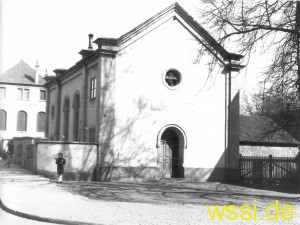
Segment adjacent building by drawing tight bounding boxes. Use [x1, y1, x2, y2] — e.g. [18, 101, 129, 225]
[45, 3, 244, 181]
[0, 60, 47, 151]
[240, 109, 300, 157]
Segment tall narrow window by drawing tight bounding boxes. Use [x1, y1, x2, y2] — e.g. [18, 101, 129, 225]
[89, 126, 95, 142]
[63, 97, 70, 141]
[37, 112, 46, 132]
[17, 111, 27, 131]
[0, 87, 6, 99]
[40, 90, 46, 100]
[72, 92, 80, 141]
[0, 110, 7, 130]
[17, 88, 23, 99]
[23, 89, 30, 99]
[90, 78, 96, 100]
[51, 106, 55, 120]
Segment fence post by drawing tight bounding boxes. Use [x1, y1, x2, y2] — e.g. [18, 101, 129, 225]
[239, 154, 242, 184]
[269, 155, 273, 185]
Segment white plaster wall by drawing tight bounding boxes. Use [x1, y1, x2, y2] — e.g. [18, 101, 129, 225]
[0, 84, 46, 139]
[113, 19, 230, 169]
[36, 142, 97, 173]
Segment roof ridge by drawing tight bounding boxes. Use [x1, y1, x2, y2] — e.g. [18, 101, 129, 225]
[94, 2, 242, 61]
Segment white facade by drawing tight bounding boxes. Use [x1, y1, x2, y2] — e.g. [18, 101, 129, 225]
[0, 61, 46, 151]
[46, 3, 244, 181]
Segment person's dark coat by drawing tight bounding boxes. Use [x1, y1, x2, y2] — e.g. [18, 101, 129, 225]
[56, 157, 66, 175]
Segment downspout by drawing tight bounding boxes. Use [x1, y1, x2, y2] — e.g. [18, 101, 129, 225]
[224, 59, 232, 182]
[227, 58, 232, 182]
[224, 65, 228, 179]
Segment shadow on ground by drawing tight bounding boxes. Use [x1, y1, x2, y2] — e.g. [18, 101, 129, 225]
[57, 180, 300, 208]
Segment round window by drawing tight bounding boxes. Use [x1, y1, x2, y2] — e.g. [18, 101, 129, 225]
[163, 69, 182, 89]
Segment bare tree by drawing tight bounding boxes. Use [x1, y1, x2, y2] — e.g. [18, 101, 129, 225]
[199, 0, 300, 103]
[241, 88, 297, 116]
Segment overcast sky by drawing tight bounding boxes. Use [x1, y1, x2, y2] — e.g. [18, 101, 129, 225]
[0, 0, 269, 93]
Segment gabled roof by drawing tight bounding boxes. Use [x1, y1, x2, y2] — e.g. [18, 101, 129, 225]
[240, 115, 300, 146]
[0, 60, 45, 85]
[94, 2, 243, 62]
[49, 2, 244, 85]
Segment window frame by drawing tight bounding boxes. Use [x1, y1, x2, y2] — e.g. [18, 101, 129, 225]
[0, 87, 6, 99]
[162, 69, 182, 90]
[37, 111, 46, 132]
[0, 109, 7, 130]
[40, 90, 46, 101]
[90, 77, 96, 100]
[17, 110, 27, 131]
[17, 88, 30, 100]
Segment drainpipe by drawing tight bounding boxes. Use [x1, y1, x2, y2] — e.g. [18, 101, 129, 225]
[227, 59, 232, 182]
[224, 58, 233, 183]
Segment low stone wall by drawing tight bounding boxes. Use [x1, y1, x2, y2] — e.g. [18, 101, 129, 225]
[35, 141, 97, 181]
[10, 137, 97, 181]
[240, 145, 300, 157]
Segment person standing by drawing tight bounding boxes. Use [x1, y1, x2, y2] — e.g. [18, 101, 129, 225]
[3, 141, 13, 168]
[55, 153, 66, 183]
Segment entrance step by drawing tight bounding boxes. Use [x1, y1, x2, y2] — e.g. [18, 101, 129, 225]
[159, 178, 187, 183]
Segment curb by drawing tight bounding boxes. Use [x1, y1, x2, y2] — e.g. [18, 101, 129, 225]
[0, 198, 102, 225]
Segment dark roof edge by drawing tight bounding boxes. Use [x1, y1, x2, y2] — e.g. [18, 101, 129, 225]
[0, 82, 44, 87]
[94, 2, 243, 61]
[46, 49, 117, 86]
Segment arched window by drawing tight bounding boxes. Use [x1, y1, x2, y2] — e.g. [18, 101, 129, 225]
[0, 110, 7, 130]
[37, 112, 46, 132]
[72, 91, 80, 141]
[63, 97, 70, 141]
[17, 111, 27, 131]
[51, 106, 55, 120]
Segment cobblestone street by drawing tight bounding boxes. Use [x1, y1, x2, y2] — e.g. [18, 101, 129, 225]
[0, 163, 300, 225]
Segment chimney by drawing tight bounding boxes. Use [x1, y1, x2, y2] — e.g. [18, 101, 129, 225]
[45, 69, 48, 77]
[88, 34, 94, 50]
[35, 60, 39, 84]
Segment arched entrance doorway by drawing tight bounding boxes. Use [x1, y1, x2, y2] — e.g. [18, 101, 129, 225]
[158, 127, 185, 178]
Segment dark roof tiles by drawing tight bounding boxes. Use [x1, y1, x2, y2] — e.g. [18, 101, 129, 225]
[240, 115, 300, 145]
[0, 60, 45, 85]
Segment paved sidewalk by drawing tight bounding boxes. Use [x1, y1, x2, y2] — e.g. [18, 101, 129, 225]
[0, 162, 300, 225]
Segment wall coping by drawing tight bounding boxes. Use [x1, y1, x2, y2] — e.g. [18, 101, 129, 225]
[12, 137, 47, 140]
[35, 140, 98, 145]
[240, 141, 300, 148]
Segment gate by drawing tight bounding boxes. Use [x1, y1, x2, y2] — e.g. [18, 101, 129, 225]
[240, 155, 300, 185]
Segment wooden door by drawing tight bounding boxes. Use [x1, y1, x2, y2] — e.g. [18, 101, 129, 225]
[161, 140, 172, 178]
